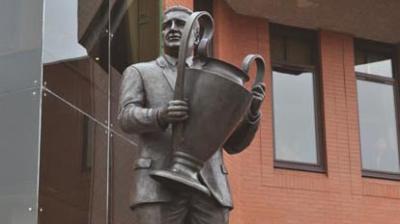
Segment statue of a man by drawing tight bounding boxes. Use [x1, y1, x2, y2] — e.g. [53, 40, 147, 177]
[118, 6, 265, 224]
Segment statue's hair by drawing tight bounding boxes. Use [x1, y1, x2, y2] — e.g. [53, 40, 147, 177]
[164, 5, 193, 16]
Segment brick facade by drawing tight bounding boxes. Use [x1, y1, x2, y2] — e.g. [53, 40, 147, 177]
[165, 0, 400, 223]
[163, 0, 192, 9]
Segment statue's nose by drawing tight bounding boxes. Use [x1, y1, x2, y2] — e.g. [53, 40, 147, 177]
[170, 20, 178, 30]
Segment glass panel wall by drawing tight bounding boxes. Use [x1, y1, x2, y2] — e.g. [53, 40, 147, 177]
[109, 1, 160, 223]
[39, 0, 110, 223]
[42, 0, 110, 123]
[0, 89, 42, 223]
[0, 0, 43, 223]
[110, 0, 160, 140]
[0, 0, 43, 94]
[110, 134, 138, 223]
[39, 0, 161, 223]
[38, 91, 108, 224]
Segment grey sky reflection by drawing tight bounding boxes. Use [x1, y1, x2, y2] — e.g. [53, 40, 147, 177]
[355, 59, 393, 78]
[42, 0, 88, 64]
[273, 71, 317, 164]
[357, 80, 400, 173]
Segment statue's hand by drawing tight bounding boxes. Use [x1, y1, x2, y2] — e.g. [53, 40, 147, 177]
[158, 100, 189, 126]
[250, 83, 266, 115]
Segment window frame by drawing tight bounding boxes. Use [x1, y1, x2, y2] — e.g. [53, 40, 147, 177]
[270, 24, 326, 173]
[354, 39, 400, 180]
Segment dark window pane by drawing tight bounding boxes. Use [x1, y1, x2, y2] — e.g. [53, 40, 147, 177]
[273, 71, 318, 164]
[39, 91, 107, 224]
[357, 80, 400, 173]
[270, 24, 316, 66]
[194, 0, 213, 12]
[270, 35, 285, 62]
[355, 52, 393, 77]
[286, 38, 313, 66]
[42, 0, 109, 123]
[354, 49, 365, 67]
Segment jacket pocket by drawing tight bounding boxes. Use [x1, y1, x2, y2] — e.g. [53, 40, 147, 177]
[133, 158, 152, 170]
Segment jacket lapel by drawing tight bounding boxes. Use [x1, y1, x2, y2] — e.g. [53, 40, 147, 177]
[163, 67, 176, 91]
[156, 56, 175, 91]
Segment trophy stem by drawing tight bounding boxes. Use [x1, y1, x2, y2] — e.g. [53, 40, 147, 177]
[149, 152, 211, 196]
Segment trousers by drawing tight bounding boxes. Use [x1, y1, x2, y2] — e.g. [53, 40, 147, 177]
[132, 191, 230, 224]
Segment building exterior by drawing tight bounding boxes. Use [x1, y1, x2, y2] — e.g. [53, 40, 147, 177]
[0, 0, 400, 223]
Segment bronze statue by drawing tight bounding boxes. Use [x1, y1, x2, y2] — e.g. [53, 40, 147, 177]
[118, 6, 265, 224]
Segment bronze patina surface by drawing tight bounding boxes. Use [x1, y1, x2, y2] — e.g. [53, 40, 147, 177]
[118, 6, 265, 224]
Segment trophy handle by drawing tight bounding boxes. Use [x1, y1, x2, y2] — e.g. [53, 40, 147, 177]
[173, 11, 214, 150]
[241, 54, 265, 87]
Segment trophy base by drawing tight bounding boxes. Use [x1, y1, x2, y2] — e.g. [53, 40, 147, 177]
[150, 169, 211, 196]
[150, 152, 210, 196]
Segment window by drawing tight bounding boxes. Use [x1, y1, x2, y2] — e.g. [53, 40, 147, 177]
[269, 24, 325, 172]
[355, 39, 400, 179]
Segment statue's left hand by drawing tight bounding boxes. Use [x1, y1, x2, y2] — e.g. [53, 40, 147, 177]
[250, 83, 266, 115]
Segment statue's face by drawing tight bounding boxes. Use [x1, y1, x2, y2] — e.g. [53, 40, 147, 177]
[162, 10, 190, 50]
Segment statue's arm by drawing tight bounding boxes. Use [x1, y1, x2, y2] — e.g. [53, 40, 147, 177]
[117, 66, 165, 134]
[223, 111, 261, 154]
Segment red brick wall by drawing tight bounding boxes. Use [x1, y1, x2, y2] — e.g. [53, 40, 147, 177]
[212, 1, 272, 223]
[163, 0, 192, 9]
[165, 0, 400, 223]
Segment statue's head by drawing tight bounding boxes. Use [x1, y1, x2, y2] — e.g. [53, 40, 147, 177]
[162, 6, 197, 58]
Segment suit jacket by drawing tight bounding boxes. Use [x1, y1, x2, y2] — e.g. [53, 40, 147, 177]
[118, 55, 260, 209]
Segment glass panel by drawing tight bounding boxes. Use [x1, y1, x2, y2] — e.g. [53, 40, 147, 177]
[110, 133, 138, 223]
[42, 0, 109, 123]
[0, 1, 43, 222]
[38, 91, 107, 224]
[0, 88, 41, 223]
[110, 0, 160, 139]
[355, 51, 393, 77]
[357, 80, 400, 173]
[273, 71, 318, 164]
[109, 1, 159, 220]
[0, 0, 43, 95]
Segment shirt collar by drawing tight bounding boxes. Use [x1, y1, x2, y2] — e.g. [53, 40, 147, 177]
[163, 54, 178, 66]
[159, 53, 193, 68]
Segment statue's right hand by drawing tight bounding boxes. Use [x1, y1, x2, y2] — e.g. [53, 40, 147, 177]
[158, 100, 189, 126]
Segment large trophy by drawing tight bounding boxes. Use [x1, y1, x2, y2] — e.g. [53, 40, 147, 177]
[150, 11, 265, 195]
